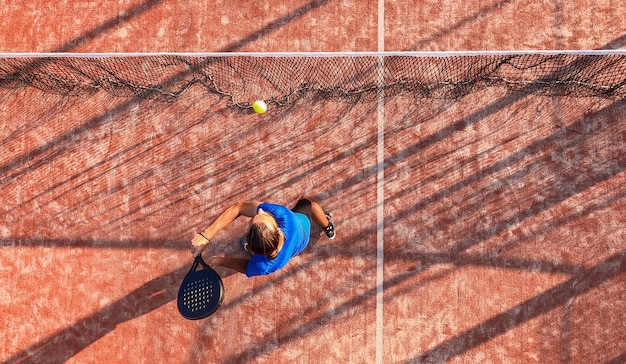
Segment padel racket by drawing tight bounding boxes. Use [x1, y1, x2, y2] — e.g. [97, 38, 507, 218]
[177, 255, 224, 319]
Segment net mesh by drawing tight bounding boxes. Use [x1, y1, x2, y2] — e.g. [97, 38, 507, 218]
[1, 53, 625, 105]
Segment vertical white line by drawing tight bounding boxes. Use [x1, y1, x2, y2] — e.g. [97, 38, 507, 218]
[375, 1, 385, 363]
[378, 0, 385, 52]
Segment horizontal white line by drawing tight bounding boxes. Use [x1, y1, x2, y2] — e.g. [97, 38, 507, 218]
[0, 50, 625, 58]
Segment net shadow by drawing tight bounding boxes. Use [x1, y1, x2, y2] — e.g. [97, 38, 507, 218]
[383, 97, 626, 256]
[51, 0, 167, 52]
[598, 34, 626, 50]
[219, 0, 333, 52]
[404, 0, 516, 51]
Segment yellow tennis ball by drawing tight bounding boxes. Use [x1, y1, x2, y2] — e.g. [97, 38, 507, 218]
[252, 100, 267, 114]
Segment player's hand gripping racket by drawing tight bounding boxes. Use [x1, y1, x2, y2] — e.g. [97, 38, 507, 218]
[177, 255, 224, 319]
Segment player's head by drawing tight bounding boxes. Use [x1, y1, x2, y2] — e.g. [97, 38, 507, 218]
[247, 209, 280, 259]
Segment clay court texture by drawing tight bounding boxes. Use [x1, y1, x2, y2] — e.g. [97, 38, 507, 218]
[1, 1, 625, 363]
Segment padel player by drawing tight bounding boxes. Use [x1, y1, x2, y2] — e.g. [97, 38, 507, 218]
[191, 198, 335, 277]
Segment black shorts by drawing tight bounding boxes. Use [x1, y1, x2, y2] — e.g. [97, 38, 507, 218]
[291, 198, 312, 221]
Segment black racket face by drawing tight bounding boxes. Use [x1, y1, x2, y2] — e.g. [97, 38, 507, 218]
[177, 257, 224, 320]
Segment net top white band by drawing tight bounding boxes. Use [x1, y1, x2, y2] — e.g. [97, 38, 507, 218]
[1, 50, 626, 58]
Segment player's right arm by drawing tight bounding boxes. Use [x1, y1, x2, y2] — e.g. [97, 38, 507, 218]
[191, 201, 262, 256]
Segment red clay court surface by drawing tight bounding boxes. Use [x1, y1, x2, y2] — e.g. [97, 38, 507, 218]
[1, 1, 625, 363]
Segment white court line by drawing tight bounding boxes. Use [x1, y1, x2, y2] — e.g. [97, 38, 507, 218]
[375, 0, 385, 363]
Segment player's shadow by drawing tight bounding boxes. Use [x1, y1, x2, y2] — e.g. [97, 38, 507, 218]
[3, 263, 188, 364]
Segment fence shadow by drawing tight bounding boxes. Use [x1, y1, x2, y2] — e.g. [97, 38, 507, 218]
[408, 251, 626, 363]
[4, 263, 187, 364]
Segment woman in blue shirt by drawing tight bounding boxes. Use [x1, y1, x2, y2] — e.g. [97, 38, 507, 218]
[191, 198, 335, 277]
